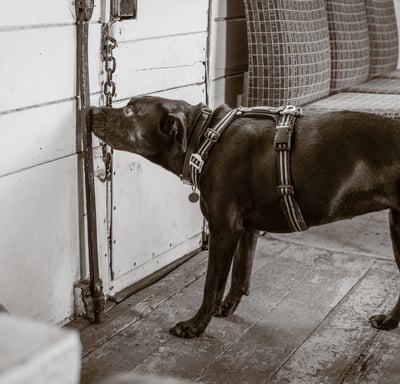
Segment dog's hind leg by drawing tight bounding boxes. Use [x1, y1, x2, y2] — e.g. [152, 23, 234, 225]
[370, 208, 400, 330]
[170, 221, 242, 338]
[214, 229, 259, 318]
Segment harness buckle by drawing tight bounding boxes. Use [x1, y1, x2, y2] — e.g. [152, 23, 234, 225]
[277, 185, 295, 196]
[204, 128, 220, 142]
[190, 153, 204, 173]
[274, 125, 292, 150]
[281, 105, 303, 117]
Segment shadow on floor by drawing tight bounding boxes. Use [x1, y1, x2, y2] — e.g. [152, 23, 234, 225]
[78, 211, 400, 384]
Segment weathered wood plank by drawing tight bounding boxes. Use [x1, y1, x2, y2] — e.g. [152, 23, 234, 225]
[209, 18, 248, 80]
[111, 0, 208, 42]
[267, 261, 399, 384]
[0, 100, 76, 177]
[341, 329, 400, 384]
[117, 32, 207, 72]
[0, 0, 101, 28]
[111, 152, 203, 279]
[195, 252, 374, 384]
[0, 24, 101, 112]
[210, 73, 245, 108]
[342, 330, 400, 383]
[114, 62, 205, 101]
[0, 156, 81, 324]
[82, 242, 347, 383]
[79, 251, 209, 356]
[80, 237, 289, 382]
[152, 84, 206, 104]
[112, 84, 206, 107]
[130, 244, 325, 381]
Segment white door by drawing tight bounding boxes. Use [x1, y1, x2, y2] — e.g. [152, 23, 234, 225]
[99, 0, 209, 296]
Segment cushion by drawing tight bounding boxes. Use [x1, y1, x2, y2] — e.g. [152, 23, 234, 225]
[343, 78, 400, 94]
[304, 92, 400, 119]
[380, 69, 400, 79]
[243, 0, 331, 107]
[365, 0, 398, 77]
[326, 0, 370, 91]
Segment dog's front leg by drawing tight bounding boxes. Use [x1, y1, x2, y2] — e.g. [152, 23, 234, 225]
[170, 225, 242, 338]
[370, 208, 400, 330]
[214, 229, 259, 318]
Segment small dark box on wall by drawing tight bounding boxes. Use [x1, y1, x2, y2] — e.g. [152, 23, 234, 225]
[112, 0, 137, 20]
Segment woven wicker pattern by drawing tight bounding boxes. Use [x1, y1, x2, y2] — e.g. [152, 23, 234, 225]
[304, 92, 400, 119]
[326, 0, 370, 91]
[365, 0, 398, 77]
[344, 78, 400, 94]
[243, 0, 331, 107]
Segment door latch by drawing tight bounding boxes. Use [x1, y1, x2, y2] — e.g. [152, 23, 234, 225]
[111, 0, 137, 20]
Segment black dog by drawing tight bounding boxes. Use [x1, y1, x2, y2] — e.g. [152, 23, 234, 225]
[91, 96, 400, 338]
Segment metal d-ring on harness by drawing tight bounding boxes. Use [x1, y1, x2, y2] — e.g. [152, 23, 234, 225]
[185, 105, 308, 233]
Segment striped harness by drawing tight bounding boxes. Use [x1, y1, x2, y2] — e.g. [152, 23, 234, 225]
[181, 105, 308, 232]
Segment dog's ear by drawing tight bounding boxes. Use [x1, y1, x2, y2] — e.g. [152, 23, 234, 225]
[161, 109, 187, 152]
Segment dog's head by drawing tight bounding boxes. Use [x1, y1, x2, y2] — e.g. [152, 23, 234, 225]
[90, 96, 194, 157]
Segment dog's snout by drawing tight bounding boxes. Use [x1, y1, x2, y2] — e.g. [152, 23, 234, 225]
[90, 107, 105, 120]
[89, 107, 108, 135]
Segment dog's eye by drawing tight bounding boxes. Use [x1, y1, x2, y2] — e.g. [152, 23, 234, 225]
[125, 107, 134, 116]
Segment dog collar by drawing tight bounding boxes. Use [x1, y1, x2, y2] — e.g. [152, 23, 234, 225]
[181, 107, 212, 186]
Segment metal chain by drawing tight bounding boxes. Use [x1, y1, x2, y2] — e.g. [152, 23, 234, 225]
[101, 23, 118, 107]
[99, 23, 117, 183]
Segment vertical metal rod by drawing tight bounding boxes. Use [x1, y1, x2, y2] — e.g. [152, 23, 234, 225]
[76, 1, 105, 323]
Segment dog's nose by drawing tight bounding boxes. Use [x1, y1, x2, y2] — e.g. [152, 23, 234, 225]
[90, 106, 102, 117]
[89, 107, 107, 135]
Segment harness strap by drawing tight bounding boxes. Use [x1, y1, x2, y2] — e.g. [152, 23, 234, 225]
[274, 106, 308, 232]
[181, 107, 212, 184]
[184, 105, 308, 233]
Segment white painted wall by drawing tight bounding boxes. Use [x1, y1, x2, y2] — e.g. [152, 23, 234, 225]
[105, 0, 208, 294]
[2, 0, 400, 325]
[0, 0, 209, 324]
[0, 1, 102, 324]
[208, 0, 248, 108]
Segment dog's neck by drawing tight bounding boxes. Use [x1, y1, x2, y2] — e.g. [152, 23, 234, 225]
[148, 104, 231, 179]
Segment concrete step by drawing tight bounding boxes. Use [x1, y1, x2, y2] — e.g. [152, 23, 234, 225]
[0, 314, 81, 384]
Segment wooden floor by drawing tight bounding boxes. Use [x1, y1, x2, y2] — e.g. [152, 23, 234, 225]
[78, 211, 400, 384]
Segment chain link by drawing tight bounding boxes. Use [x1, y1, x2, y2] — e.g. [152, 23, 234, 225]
[99, 23, 117, 183]
[101, 24, 118, 107]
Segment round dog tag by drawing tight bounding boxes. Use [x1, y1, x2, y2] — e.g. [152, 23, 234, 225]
[188, 191, 200, 203]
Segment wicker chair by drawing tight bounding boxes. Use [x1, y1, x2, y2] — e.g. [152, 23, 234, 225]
[243, 0, 400, 118]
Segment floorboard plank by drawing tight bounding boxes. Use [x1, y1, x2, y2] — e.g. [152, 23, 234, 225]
[266, 260, 399, 384]
[196, 251, 374, 384]
[80, 237, 287, 383]
[80, 251, 209, 356]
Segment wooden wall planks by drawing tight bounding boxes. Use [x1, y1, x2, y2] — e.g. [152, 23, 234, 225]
[208, 0, 248, 108]
[0, 0, 219, 323]
[110, 0, 208, 42]
[0, 155, 81, 323]
[0, 0, 101, 28]
[0, 101, 76, 177]
[108, 14, 208, 292]
[0, 24, 102, 113]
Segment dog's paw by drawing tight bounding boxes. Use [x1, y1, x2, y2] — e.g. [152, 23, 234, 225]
[214, 296, 241, 318]
[369, 314, 399, 330]
[169, 321, 205, 338]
